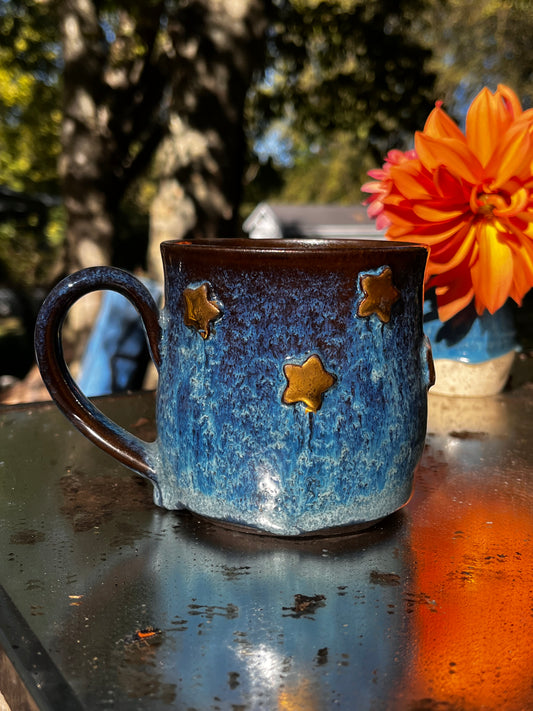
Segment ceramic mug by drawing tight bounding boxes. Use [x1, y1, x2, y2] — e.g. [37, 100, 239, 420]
[35, 239, 434, 536]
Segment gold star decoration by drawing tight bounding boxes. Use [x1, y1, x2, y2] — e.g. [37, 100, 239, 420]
[183, 283, 222, 339]
[282, 354, 336, 414]
[357, 267, 400, 323]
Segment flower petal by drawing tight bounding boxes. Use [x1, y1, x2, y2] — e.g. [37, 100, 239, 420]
[498, 84, 523, 121]
[470, 222, 514, 314]
[424, 102, 466, 141]
[415, 132, 483, 185]
[517, 107, 533, 125]
[466, 87, 513, 167]
[375, 214, 390, 230]
[509, 234, 533, 304]
[426, 223, 476, 274]
[487, 121, 533, 188]
[433, 165, 470, 200]
[413, 203, 467, 222]
[367, 200, 384, 218]
[391, 165, 434, 200]
[366, 168, 387, 180]
[361, 180, 385, 195]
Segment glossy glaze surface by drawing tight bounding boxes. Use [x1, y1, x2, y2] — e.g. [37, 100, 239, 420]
[155, 240, 431, 533]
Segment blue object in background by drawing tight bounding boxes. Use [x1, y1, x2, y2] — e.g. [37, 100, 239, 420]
[77, 277, 161, 396]
[423, 290, 518, 364]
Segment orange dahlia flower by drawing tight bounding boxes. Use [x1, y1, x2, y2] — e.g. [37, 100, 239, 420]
[362, 85, 533, 322]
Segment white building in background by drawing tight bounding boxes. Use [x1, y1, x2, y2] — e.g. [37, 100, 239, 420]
[242, 202, 385, 240]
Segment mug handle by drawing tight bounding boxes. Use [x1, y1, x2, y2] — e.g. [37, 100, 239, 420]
[35, 267, 161, 484]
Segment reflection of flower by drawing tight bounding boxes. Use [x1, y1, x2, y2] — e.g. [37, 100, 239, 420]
[362, 85, 533, 322]
[407, 476, 533, 709]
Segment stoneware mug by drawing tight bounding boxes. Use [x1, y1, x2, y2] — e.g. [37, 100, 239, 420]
[35, 239, 434, 536]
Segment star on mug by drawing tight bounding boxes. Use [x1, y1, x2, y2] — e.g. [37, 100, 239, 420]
[282, 354, 336, 414]
[183, 283, 221, 339]
[357, 267, 400, 323]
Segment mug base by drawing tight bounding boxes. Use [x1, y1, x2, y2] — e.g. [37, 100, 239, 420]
[188, 511, 392, 539]
[176, 482, 416, 539]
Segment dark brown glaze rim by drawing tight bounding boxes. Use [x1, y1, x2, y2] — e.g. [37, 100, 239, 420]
[161, 238, 428, 277]
[162, 237, 425, 254]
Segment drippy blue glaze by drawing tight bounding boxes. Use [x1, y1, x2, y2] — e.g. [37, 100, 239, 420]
[155, 261, 431, 535]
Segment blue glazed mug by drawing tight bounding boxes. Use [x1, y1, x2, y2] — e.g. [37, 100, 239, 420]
[35, 239, 434, 536]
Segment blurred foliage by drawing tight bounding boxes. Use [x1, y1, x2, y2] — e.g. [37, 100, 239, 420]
[279, 144, 369, 205]
[0, 0, 63, 291]
[0, 1, 61, 193]
[0, 207, 64, 289]
[426, 0, 533, 115]
[244, 0, 438, 204]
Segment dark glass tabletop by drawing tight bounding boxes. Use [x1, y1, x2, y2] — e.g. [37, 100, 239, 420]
[0, 384, 532, 710]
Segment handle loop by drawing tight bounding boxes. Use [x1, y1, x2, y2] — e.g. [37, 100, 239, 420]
[35, 267, 161, 483]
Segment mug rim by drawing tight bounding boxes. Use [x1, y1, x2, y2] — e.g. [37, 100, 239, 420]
[161, 237, 427, 255]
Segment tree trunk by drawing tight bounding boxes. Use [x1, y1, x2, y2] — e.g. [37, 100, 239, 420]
[59, 0, 117, 264]
[58, 0, 115, 352]
[148, 0, 270, 282]
[57, 0, 167, 355]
